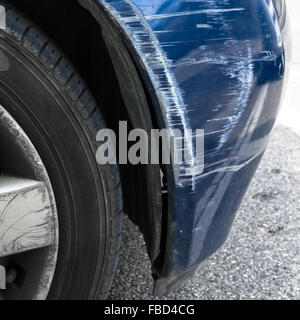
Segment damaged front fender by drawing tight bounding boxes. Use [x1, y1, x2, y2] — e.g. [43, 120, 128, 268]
[86, 0, 289, 296]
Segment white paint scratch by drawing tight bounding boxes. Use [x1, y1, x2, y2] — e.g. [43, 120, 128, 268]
[144, 8, 245, 21]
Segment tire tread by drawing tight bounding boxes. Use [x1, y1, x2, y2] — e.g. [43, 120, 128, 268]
[1, 3, 123, 300]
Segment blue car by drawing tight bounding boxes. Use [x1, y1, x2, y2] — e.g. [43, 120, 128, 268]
[0, 0, 290, 299]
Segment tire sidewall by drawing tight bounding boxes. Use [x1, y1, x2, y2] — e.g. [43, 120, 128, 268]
[0, 29, 110, 299]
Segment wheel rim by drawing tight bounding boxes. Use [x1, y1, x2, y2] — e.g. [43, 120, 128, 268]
[0, 105, 58, 300]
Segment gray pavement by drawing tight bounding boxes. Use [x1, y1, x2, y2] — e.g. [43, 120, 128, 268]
[109, 0, 300, 300]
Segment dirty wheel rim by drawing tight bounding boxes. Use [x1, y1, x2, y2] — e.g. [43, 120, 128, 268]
[0, 105, 58, 300]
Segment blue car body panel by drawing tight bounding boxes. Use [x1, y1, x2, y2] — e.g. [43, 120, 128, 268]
[94, 0, 289, 294]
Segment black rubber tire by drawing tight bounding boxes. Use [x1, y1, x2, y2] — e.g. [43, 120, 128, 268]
[0, 2, 122, 299]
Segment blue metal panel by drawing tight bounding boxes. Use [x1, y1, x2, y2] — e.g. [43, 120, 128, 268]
[98, 0, 289, 294]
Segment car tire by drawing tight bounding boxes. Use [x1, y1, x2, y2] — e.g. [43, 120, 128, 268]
[0, 2, 122, 300]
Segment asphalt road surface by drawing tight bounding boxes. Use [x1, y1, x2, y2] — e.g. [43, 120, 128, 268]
[109, 0, 300, 300]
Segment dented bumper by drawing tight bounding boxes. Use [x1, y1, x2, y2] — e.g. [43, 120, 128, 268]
[96, 0, 290, 295]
